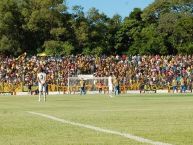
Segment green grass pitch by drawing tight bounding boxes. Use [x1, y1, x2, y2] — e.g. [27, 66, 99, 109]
[0, 94, 193, 145]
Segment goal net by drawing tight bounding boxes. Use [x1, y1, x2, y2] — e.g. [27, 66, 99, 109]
[67, 75, 111, 94]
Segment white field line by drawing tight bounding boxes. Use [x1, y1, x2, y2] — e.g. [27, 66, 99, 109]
[27, 111, 173, 145]
[87, 109, 153, 112]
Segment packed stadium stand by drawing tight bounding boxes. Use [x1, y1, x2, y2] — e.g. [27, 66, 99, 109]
[0, 54, 192, 94]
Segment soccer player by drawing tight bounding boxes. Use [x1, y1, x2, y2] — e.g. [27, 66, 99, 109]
[113, 76, 119, 95]
[37, 68, 47, 102]
[172, 77, 178, 93]
[180, 77, 185, 93]
[27, 81, 32, 95]
[80, 78, 86, 95]
[108, 74, 113, 94]
[98, 81, 103, 94]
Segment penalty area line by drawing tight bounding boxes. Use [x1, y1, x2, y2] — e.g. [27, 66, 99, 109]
[27, 111, 172, 145]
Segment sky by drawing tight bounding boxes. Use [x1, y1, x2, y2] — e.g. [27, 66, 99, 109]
[66, 0, 155, 18]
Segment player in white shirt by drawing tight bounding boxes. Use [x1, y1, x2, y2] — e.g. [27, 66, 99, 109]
[108, 74, 113, 97]
[37, 68, 47, 102]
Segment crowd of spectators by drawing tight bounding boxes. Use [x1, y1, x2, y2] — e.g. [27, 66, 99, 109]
[0, 54, 193, 91]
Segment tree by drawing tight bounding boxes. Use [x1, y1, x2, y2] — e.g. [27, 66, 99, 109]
[174, 14, 193, 54]
[21, 0, 68, 54]
[86, 8, 110, 55]
[1, 0, 193, 56]
[70, 5, 89, 53]
[105, 14, 122, 54]
[141, 0, 193, 54]
[139, 24, 167, 55]
[142, 0, 193, 20]
[0, 0, 23, 55]
[44, 40, 74, 55]
[115, 8, 143, 55]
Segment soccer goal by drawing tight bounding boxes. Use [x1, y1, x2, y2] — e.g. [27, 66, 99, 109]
[67, 75, 111, 94]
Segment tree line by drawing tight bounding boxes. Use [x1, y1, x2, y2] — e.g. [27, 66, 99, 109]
[0, 0, 193, 56]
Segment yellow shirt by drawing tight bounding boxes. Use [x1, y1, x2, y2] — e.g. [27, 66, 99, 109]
[172, 79, 177, 86]
[80, 80, 84, 87]
[180, 78, 184, 85]
[113, 78, 119, 86]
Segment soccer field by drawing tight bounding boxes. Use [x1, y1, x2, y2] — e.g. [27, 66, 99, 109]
[0, 94, 193, 145]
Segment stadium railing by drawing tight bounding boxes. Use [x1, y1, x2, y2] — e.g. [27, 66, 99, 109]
[1, 82, 189, 95]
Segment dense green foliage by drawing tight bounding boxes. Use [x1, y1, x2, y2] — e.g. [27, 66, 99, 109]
[0, 0, 193, 56]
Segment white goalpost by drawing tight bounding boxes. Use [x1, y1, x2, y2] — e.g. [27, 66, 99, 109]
[67, 74, 111, 94]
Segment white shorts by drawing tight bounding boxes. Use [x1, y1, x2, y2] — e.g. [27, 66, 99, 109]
[109, 85, 113, 92]
[39, 83, 46, 92]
